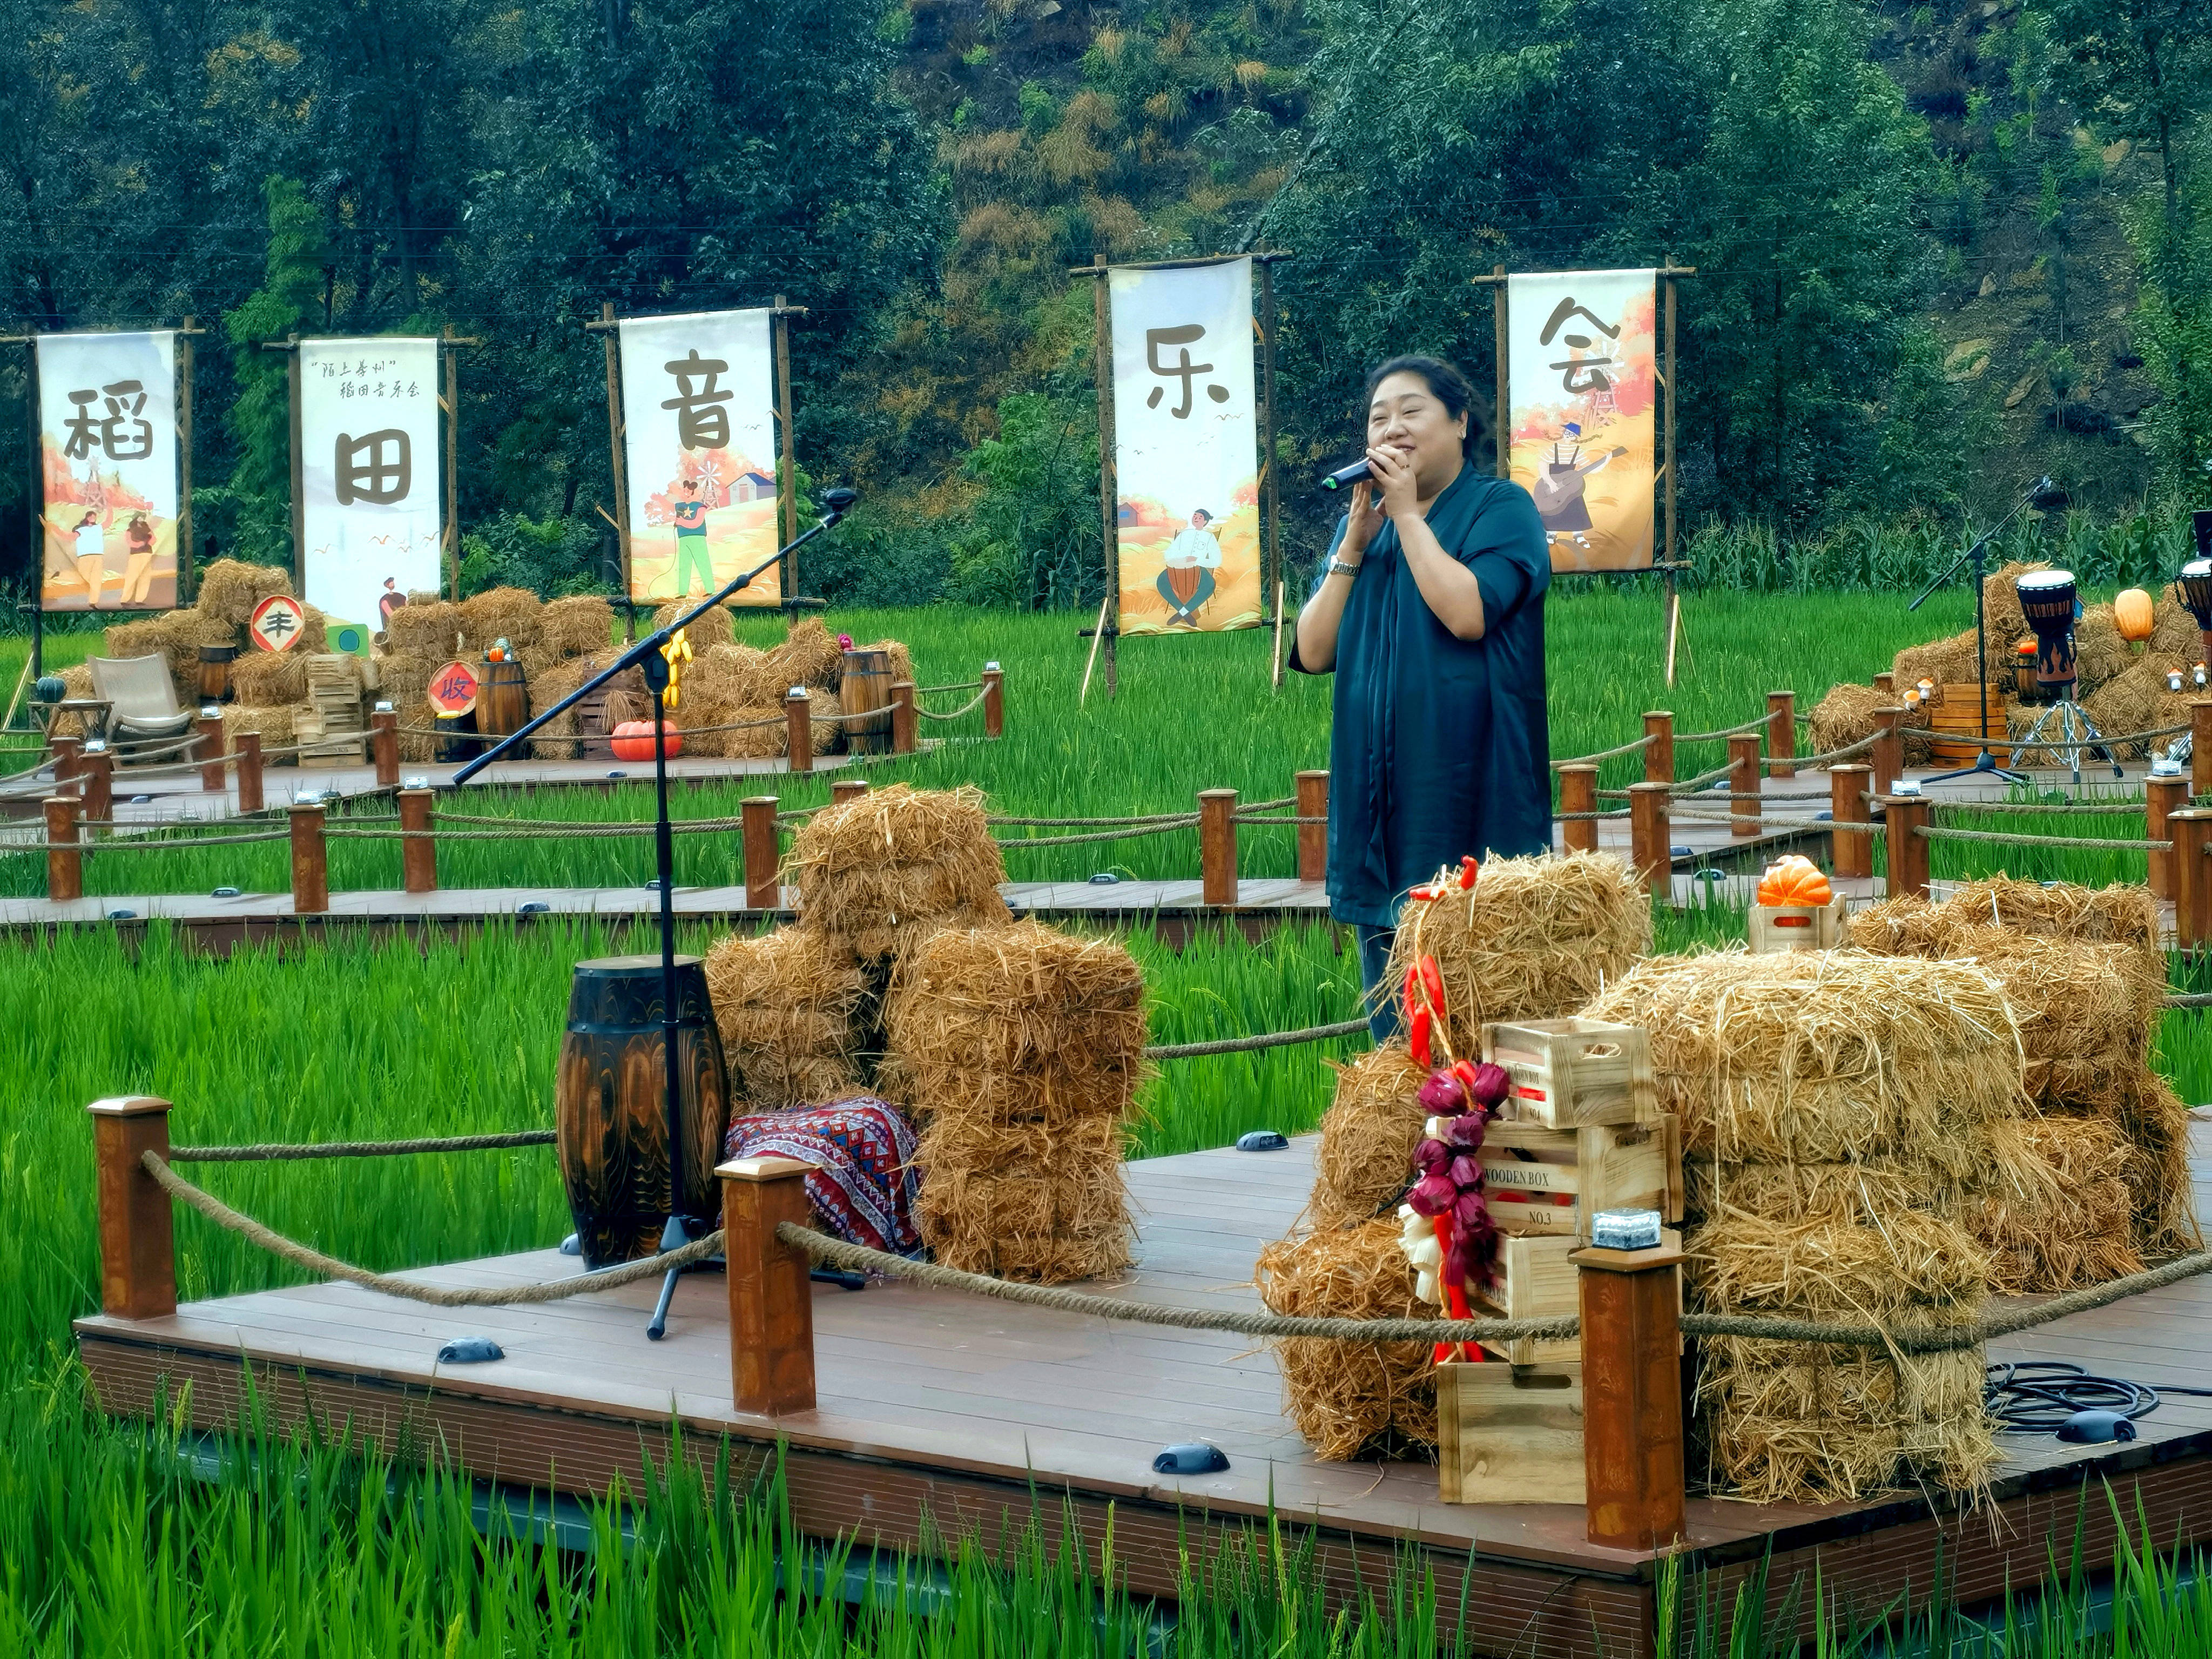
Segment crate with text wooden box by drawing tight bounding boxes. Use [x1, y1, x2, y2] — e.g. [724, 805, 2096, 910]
[1435, 1358, 1584, 1505]
[1469, 1228, 1682, 1366]
[1481, 1017, 1655, 1129]
[1748, 892, 1848, 955]
[1480, 1117, 1683, 1244]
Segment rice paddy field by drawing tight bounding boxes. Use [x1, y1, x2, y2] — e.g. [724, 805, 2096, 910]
[14, 586, 2212, 1650]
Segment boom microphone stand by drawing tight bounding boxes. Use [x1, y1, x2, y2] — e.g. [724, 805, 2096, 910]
[456, 487, 859, 1340]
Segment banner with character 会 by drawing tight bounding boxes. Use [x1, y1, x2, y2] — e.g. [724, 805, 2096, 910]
[37, 331, 181, 612]
[618, 309, 782, 610]
[1109, 259, 1262, 634]
[299, 336, 446, 638]
[1506, 268, 1657, 574]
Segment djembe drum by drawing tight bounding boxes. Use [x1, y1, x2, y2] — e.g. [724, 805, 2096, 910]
[1166, 565, 1203, 609]
[2175, 557, 2212, 669]
[2017, 570, 2080, 696]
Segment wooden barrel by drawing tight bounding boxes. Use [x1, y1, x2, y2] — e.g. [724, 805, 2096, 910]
[197, 645, 236, 704]
[478, 659, 528, 738]
[434, 709, 480, 761]
[841, 648, 893, 754]
[1927, 683, 2007, 765]
[555, 955, 731, 1269]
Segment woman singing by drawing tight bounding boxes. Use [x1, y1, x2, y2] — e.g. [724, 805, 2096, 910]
[1291, 356, 1552, 1040]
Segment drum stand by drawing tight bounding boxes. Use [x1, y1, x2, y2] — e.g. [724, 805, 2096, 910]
[2012, 694, 2123, 787]
[457, 488, 859, 1343]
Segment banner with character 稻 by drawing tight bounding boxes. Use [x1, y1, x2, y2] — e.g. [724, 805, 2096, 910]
[618, 309, 782, 609]
[37, 331, 180, 612]
[1506, 268, 1657, 574]
[1109, 259, 1262, 634]
[299, 337, 446, 638]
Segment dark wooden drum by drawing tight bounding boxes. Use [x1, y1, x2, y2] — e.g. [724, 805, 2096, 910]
[478, 659, 528, 738]
[840, 648, 893, 754]
[197, 645, 236, 705]
[555, 955, 731, 1269]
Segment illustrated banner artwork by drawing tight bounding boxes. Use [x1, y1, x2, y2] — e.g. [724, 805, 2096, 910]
[1109, 260, 1262, 634]
[299, 337, 444, 636]
[1506, 268, 1657, 574]
[37, 331, 180, 612]
[618, 309, 781, 609]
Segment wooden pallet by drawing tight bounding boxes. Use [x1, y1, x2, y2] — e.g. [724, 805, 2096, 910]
[299, 655, 367, 761]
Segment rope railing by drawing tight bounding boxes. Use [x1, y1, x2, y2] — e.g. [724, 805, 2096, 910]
[1913, 824, 2164, 853]
[1549, 732, 1655, 771]
[915, 689, 989, 722]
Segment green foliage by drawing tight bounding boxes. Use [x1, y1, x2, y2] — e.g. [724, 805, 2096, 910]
[457, 511, 605, 599]
[218, 177, 328, 566]
[947, 391, 1102, 608]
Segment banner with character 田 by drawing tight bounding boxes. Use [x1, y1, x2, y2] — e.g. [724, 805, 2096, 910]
[618, 309, 781, 609]
[1506, 268, 1656, 574]
[1110, 260, 1262, 634]
[299, 337, 445, 635]
[37, 331, 180, 612]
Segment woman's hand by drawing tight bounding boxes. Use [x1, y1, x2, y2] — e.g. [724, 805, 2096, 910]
[1368, 444, 1421, 521]
[1339, 480, 1382, 560]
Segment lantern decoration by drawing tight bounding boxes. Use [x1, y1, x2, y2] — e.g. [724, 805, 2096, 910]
[2114, 588, 2156, 645]
[610, 721, 683, 762]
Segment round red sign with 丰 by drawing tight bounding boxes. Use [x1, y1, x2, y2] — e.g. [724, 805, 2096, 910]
[248, 595, 309, 653]
[427, 660, 479, 718]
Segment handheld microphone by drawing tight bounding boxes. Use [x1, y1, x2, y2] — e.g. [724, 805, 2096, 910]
[1318, 458, 1372, 493]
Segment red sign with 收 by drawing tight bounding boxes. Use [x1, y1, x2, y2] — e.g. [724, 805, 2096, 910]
[248, 594, 308, 652]
[427, 660, 479, 717]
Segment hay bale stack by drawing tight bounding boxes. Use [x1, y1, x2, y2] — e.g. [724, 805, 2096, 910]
[228, 649, 308, 707]
[221, 704, 296, 761]
[1871, 876, 2158, 965]
[2152, 595, 2204, 663]
[886, 922, 1145, 1283]
[1982, 561, 2051, 647]
[2083, 652, 2190, 755]
[523, 657, 587, 758]
[48, 664, 98, 736]
[1976, 1118, 2143, 1294]
[1254, 1222, 1438, 1460]
[697, 642, 784, 707]
[375, 652, 439, 761]
[385, 600, 466, 659]
[2121, 1073, 2200, 1259]
[1381, 852, 1648, 1057]
[100, 613, 201, 705]
[194, 559, 294, 625]
[785, 783, 1010, 963]
[652, 600, 734, 651]
[771, 617, 845, 693]
[1309, 1044, 1428, 1229]
[1892, 628, 1981, 690]
[457, 585, 543, 650]
[703, 927, 870, 1110]
[541, 595, 615, 658]
[2072, 604, 2133, 694]
[1806, 682, 1933, 764]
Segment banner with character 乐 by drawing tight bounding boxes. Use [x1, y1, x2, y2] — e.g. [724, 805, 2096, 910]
[618, 309, 782, 609]
[1110, 260, 1262, 634]
[1506, 268, 1657, 574]
[299, 337, 446, 638]
[37, 331, 180, 612]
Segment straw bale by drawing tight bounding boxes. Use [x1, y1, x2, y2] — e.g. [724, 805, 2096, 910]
[2152, 595, 2204, 663]
[1383, 852, 1649, 1057]
[1309, 1044, 1429, 1229]
[703, 927, 870, 1110]
[787, 784, 1011, 963]
[458, 585, 543, 650]
[771, 617, 845, 694]
[915, 1112, 1132, 1284]
[48, 664, 98, 735]
[194, 559, 294, 625]
[851, 638, 916, 692]
[516, 644, 563, 689]
[228, 648, 308, 707]
[2083, 652, 2189, 756]
[375, 651, 439, 762]
[1685, 1157, 1944, 1226]
[2116, 1072, 2202, 1258]
[652, 599, 735, 651]
[715, 704, 792, 760]
[541, 595, 615, 658]
[385, 599, 466, 658]
[693, 641, 783, 709]
[801, 687, 846, 756]
[1971, 1117, 2142, 1294]
[2073, 604, 2134, 694]
[523, 657, 586, 758]
[1580, 950, 2022, 1171]
[1982, 561, 2052, 647]
[1686, 1209, 1989, 1314]
[1701, 1335, 1985, 1426]
[221, 704, 296, 761]
[1254, 1221, 1439, 1460]
[99, 613, 200, 705]
[1847, 876, 2158, 972]
[1891, 628, 1981, 690]
[1706, 1409, 1998, 1505]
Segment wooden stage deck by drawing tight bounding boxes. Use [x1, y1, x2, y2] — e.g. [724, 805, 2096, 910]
[75, 1129, 2212, 1654]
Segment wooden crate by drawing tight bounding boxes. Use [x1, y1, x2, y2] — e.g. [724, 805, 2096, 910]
[1469, 1228, 1682, 1366]
[1435, 1359, 1583, 1505]
[1480, 1017, 1656, 1128]
[1480, 1117, 1682, 1244]
[1748, 892, 1848, 954]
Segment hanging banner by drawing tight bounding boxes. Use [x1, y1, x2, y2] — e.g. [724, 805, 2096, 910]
[1506, 268, 1657, 574]
[1109, 260, 1262, 634]
[617, 309, 781, 609]
[299, 337, 444, 632]
[37, 331, 181, 612]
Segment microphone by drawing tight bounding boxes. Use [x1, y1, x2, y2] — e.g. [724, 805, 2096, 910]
[1318, 458, 1372, 493]
[820, 485, 859, 522]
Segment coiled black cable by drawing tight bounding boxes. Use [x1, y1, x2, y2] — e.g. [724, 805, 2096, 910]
[1984, 1361, 2212, 1433]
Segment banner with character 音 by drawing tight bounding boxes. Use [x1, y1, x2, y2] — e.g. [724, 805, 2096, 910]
[1506, 268, 1657, 574]
[37, 331, 180, 612]
[1110, 260, 1262, 634]
[299, 336, 446, 635]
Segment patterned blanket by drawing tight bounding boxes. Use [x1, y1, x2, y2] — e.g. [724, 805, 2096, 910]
[722, 1095, 921, 1256]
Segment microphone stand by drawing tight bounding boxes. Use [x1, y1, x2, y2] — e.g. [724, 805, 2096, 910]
[455, 490, 856, 1341]
[1910, 483, 2042, 787]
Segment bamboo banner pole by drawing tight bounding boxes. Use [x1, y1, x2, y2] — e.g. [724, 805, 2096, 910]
[442, 326, 461, 599]
[1258, 253, 1283, 691]
[597, 303, 632, 606]
[23, 338, 41, 685]
[178, 318, 195, 605]
[286, 335, 304, 594]
[1663, 265, 1680, 687]
[1085, 255, 1118, 699]
[1079, 592, 1109, 706]
[772, 294, 809, 604]
[1490, 265, 1508, 478]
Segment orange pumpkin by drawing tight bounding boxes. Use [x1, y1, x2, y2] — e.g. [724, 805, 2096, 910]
[2114, 588, 2155, 644]
[610, 720, 682, 761]
[1756, 854, 1831, 909]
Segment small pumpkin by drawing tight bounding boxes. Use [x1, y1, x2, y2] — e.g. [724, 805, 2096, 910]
[1756, 853, 1832, 909]
[610, 720, 682, 761]
[2115, 588, 2156, 644]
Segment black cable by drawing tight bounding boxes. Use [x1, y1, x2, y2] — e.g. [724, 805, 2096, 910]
[1984, 1361, 2212, 1433]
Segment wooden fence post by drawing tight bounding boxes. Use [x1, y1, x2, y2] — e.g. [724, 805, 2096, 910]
[1576, 1241, 1687, 1551]
[2173, 809, 2212, 952]
[197, 712, 226, 793]
[1642, 713, 1674, 786]
[290, 801, 328, 915]
[1295, 770, 1328, 883]
[1886, 795, 1930, 899]
[1728, 734, 1761, 839]
[399, 787, 437, 894]
[235, 732, 264, 815]
[372, 709, 400, 788]
[1873, 671, 1894, 695]
[718, 1155, 818, 1415]
[1830, 764, 1872, 881]
[1559, 764, 1599, 855]
[832, 779, 869, 805]
[2194, 703, 2212, 801]
[743, 795, 781, 911]
[1871, 706, 1904, 799]
[785, 689, 813, 774]
[982, 662, 1004, 740]
[50, 734, 82, 787]
[2149, 774, 2187, 901]
[890, 682, 918, 755]
[1199, 788, 1238, 907]
[1628, 782, 1670, 896]
[44, 795, 82, 900]
[81, 748, 113, 827]
[1766, 691, 1796, 778]
[89, 1096, 176, 1319]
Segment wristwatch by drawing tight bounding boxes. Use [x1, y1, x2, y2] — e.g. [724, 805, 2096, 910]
[1326, 559, 1363, 579]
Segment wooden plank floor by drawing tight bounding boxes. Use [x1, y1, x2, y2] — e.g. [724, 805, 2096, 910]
[75, 1126, 2212, 1653]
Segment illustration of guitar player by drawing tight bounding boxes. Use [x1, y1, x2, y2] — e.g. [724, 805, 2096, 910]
[1531, 422, 1628, 550]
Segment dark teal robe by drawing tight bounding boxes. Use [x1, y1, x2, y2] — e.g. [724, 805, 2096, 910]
[1290, 469, 1552, 929]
